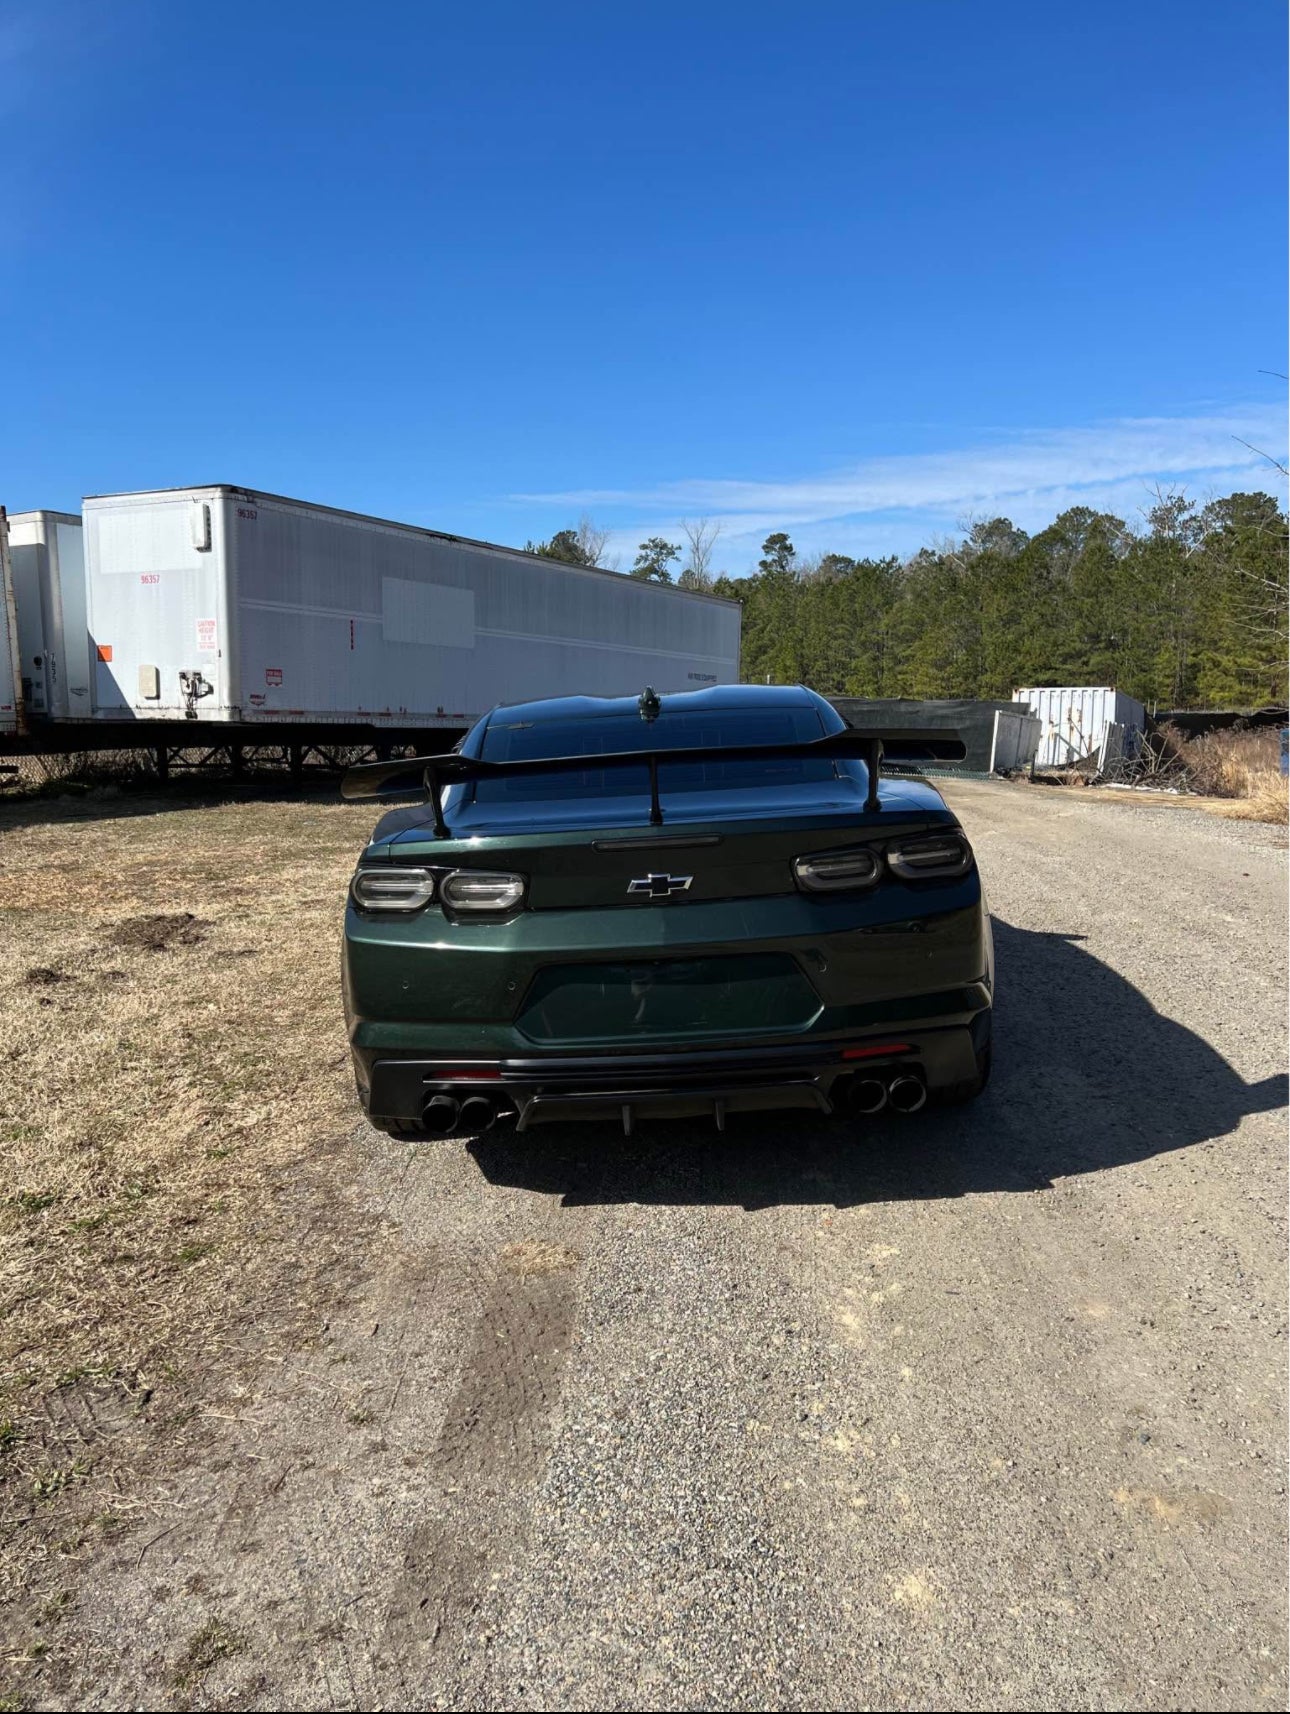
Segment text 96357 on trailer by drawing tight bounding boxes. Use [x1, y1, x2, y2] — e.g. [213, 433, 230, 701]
[341, 685, 994, 1138]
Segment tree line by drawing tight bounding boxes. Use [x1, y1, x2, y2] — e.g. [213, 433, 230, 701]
[528, 491, 1288, 709]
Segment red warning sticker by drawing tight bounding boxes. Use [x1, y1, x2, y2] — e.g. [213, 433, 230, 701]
[265, 667, 283, 686]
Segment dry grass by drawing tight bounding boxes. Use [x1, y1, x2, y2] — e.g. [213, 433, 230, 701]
[1157, 725, 1288, 822]
[170, 1614, 247, 1691]
[0, 788, 378, 1633]
[1209, 777, 1290, 822]
[8, 750, 162, 792]
[500, 1240, 582, 1277]
[1074, 785, 1290, 828]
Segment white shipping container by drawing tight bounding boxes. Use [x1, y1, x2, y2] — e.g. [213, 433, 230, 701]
[988, 707, 1042, 773]
[1012, 685, 1146, 769]
[83, 487, 742, 725]
[8, 511, 90, 719]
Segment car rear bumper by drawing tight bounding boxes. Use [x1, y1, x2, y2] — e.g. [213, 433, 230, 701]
[344, 879, 993, 1132]
[356, 1001, 991, 1132]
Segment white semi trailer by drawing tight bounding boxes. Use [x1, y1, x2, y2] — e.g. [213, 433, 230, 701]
[7, 510, 90, 720]
[0, 510, 21, 736]
[83, 486, 741, 726]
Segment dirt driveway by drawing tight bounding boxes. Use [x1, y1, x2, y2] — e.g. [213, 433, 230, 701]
[7, 779, 1287, 1711]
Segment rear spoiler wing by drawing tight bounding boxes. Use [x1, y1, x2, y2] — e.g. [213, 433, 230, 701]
[341, 726, 966, 836]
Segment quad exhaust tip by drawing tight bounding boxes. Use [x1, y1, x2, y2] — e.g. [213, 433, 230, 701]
[846, 1076, 889, 1116]
[457, 1094, 497, 1134]
[421, 1092, 499, 1135]
[887, 1074, 928, 1114]
[422, 1094, 461, 1135]
[842, 1070, 928, 1117]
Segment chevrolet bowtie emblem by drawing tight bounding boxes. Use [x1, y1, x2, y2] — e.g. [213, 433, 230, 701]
[627, 873, 694, 898]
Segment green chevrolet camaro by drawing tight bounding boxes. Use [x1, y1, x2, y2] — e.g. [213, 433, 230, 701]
[341, 684, 993, 1138]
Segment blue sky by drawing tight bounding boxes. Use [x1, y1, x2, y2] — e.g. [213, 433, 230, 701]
[3, 0, 1285, 573]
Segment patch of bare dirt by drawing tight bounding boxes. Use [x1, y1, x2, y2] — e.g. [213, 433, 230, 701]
[108, 912, 210, 952]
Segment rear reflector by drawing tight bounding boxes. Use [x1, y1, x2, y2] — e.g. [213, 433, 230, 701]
[424, 1068, 502, 1081]
[842, 1042, 912, 1059]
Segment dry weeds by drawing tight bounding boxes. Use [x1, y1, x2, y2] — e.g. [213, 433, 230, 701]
[1214, 776, 1290, 822]
[0, 788, 378, 1653]
[500, 1240, 582, 1277]
[1154, 724, 1288, 822]
[170, 1614, 247, 1691]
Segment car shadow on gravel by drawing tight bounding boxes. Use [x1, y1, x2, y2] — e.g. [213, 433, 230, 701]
[470, 920, 1289, 1209]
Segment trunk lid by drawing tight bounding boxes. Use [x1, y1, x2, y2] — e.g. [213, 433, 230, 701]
[380, 778, 958, 910]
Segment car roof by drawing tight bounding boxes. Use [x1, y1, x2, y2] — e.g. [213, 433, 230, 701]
[484, 683, 826, 728]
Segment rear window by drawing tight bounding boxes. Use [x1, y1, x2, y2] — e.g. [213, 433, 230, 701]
[475, 707, 834, 801]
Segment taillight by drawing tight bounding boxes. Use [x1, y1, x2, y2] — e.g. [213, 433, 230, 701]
[439, 870, 526, 913]
[793, 848, 880, 892]
[351, 867, 436, 912]
[886, 833, 973, 879]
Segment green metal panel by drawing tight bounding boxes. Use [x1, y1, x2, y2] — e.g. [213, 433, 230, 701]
[343, 885, 988, 1053]
[515, 954, 821, 1045]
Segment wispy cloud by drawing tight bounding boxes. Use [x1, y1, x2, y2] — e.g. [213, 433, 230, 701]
[510, 405, 1288, 569]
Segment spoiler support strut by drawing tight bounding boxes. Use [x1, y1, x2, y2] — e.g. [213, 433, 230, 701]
[423, 761, 450, 839]
[862, 736, 881, 814]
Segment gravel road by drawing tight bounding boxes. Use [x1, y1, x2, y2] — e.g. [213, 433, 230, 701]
[65, 781, 1287, 1712]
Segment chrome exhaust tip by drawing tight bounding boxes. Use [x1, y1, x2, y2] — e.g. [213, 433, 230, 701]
[457, 1094, 497, 1134]
[422, 1094, 461, 1135]
[846, 1076, 889, 1116]
[887, 1074, 928, 1114]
